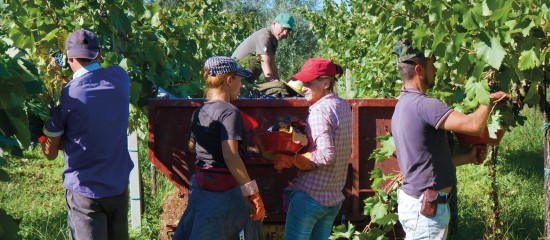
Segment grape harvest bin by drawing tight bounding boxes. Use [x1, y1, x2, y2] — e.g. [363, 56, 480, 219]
[148, 98, 402, 239]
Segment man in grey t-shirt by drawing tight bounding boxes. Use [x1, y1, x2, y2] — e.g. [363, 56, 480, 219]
[232, 13, 294, 83]
[391, 38, 507, 239]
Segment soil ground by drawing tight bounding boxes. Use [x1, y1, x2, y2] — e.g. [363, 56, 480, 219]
[159, 191, 187, 240]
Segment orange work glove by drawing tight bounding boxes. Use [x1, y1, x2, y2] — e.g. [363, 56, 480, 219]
[248, 192, 265, 221]
[273, 153, 295, 172]
[293, 152, 313, 171]
[273, 153, 314, 172]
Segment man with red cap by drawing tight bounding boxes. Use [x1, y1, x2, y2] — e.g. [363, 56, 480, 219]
[268, 58, 352, 239]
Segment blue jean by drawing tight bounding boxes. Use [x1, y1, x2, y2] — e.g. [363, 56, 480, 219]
[172, 176, 261, 240]
[284, 190, 342, 240]
[397, 189, 450, 240]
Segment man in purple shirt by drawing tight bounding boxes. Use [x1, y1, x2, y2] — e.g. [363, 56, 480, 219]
[391, 38, 507, 239]
[41, 29, 133, 240]
[270, 58, 352, 240]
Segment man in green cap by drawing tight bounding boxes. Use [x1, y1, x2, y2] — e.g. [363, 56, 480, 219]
[232, 13, 294, 83]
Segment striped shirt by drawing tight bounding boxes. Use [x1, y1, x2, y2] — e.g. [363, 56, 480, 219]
[286, 93, 352, 206]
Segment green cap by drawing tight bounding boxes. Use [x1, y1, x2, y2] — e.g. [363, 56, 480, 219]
[392, 38, 424, 63]
[275, 13, 295, 30]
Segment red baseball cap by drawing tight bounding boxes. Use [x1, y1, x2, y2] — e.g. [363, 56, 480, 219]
[291, 58, 337, 82]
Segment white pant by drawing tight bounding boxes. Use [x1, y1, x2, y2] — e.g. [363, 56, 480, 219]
[397, 189, 450, 240]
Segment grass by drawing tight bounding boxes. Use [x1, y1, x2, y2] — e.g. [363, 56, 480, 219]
[0, 139, 175, 240]
[0, 107, 545, 239]
[0, 150, 67, 240]
[456, 106, 544, 240]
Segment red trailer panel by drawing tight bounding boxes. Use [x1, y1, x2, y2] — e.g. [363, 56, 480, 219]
[148, 98, 401, 238]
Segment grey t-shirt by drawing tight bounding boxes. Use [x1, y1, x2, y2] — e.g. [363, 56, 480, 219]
[391, 89, 455, 197]
[191, 100, 247, 169]
[232, 27, 278, 81]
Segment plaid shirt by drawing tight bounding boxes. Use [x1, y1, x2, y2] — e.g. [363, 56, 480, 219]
[287, 93, 352, 206]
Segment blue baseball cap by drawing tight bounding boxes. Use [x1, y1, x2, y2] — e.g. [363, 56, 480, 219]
[65, 29, 100, 59]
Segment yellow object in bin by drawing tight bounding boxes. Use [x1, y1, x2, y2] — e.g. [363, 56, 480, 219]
[284, 80, 304, 96]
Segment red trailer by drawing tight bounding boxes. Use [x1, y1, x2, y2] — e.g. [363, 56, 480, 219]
[148, 98, 402, 239]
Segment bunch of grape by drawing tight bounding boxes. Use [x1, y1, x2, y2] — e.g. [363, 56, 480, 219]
[488, 79, 501, 93]
[48, 49, 65, 67]
[511, 82, 528, 115]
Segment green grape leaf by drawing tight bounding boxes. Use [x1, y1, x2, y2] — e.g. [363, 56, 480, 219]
[129, 0, 146, 16]
[369, 134, 395, 163]
[520, 20, 536, 37]
[498, 108, 516, 126]
[0, 64, 13, 81]
[151, 12, 161, 27]
[487, 110, 502, 139]
[463, 98, 479, 111]
[130, 81, 142, 105]
[0, 156, 6, 166]
[476, 35, 506, 70]
[42, 27, 60, 42]
[8, 28, 35, 50]
[432, 23, 447, 50]
[100, 52, 119, 68]
[461, 4, 483, 30]
[375, 212, 398, 226]
[455, 53, 471, 77]
[362, 228, 387, 240]
[494, 66, 514, 91]
[489, 2, 512, 21]
[523, 83, 540, 106]
[482, 0, 492, 16]
[1, 87, 26, 108]
[369, 168, 383, 179]
[329, 223, 355, 239]
[109, 5, 132, 36]
[518, 49, 541, 70]
[22, 81, 43, 95]
[465, 77, 490, 106]
[18, 58, 39, 78]
[119, 58, 130, 70]
[371, 178, 383, 191]
[544, 8, 550, 33]
[472, 59, 486, 81]
[371, 202, 388, 220]
[5, 107, 30, 149]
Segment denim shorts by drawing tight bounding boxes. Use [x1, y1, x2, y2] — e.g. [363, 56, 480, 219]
[397, 189, 450, 240]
